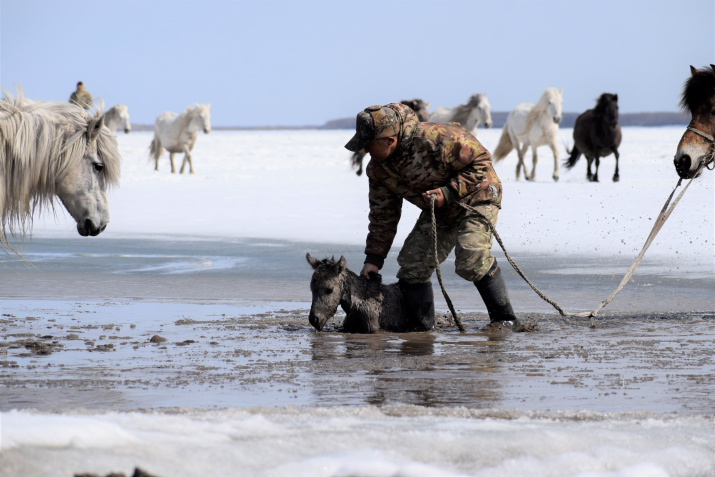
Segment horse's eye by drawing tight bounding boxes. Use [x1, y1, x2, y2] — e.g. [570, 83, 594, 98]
[324, 287, 333, 295]
[711, 108, 715, 117]
[93, 163, 104, 173]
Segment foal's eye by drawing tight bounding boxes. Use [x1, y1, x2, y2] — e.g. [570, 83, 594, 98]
[711, 108, 715, 116]
[93, 163, 105, 173]
[324, 287, 333, 295]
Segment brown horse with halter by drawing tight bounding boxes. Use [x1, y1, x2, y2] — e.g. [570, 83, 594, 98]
[674, 65, 715, 179]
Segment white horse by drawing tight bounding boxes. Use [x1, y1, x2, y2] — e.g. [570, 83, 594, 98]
[429, 94, 492, 137]
[105, 104, 131, 134]
[493, 88, 563, 182]
[0, 88, 121, 245]
[149, 104, 211, 174]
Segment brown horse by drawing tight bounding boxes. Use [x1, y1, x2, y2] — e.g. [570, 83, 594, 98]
[674, 65, 715, 179]
[564, 93, 622, 182]
[350, 99, 430, 176]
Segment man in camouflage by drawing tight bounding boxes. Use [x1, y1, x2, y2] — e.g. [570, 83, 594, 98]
[69, 81, 93, 110]
[345, 103, 519, 331]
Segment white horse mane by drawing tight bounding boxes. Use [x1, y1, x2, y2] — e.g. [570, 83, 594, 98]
[0, 88, 121, 243]
[525, 88, 562, 131]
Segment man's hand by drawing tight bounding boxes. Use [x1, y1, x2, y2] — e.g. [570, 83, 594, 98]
[422, 188, 445, 208]
[361, 263, 380, 279]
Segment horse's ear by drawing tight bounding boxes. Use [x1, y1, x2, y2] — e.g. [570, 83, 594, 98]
[559, 88, 563, 95]
[614, 94, 618, 102]
[690, 65, 700, 76]
[337, 256, 347, 271]
[87, 115, 104, 141]
[306, 253, 321, 269]
[710, 65, 715, 76]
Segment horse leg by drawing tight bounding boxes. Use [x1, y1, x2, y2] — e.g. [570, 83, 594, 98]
[593, 157, 600, 182]
[515, 142, 528, 181]
[169, 153, 176, 174]
[179, 150, 194, 174]
[586, 157, 594, 181]
[612, 149, 620, 182]
[527, 145, 538, 181]
[550, 141, 560, 182]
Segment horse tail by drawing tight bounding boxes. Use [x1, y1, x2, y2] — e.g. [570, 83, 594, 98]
[149, 134, 163, 160]
[351, 149, 366, 176]
[564, 143, 581, 169]
[492, 124, 513, 162]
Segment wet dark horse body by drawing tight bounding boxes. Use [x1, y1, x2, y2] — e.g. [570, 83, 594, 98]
[674, 65, 715, 179]
[306, 254, 409, 333]
[565, 93, 622, 182]
[350, 99, 431, 176]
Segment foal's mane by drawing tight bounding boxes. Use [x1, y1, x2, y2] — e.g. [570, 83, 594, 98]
[451, 94, 484, 125]
[680, 65, 715, 114]
[0, 88, 120, 243]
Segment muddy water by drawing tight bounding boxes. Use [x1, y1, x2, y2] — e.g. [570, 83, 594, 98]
[1, 299, 713, 414]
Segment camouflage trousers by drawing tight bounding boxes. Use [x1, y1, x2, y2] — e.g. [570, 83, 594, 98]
[396, 204, 498, 284]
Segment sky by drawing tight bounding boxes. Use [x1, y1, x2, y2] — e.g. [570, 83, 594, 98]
[1, 0, 713, 127]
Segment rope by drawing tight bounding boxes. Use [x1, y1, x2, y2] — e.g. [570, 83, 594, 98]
[430, 194, 465, 332]
[430, 162, 707, 330]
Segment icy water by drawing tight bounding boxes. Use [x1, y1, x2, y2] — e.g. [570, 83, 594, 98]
[1, 235, 713, 413]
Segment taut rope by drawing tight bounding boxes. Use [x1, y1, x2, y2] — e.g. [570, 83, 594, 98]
[431, 160, 708, 330]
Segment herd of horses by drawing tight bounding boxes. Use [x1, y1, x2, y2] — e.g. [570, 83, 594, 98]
[0, 65, 712, 333]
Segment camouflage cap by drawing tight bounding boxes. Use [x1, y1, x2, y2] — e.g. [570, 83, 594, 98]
[344, 105, 399, 152]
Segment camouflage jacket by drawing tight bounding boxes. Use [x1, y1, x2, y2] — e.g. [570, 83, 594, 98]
[365, 103, 502, 265]
[69, 90, 93, 110]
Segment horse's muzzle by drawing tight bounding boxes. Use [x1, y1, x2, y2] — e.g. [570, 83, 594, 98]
[124, 128, 131, 134]
[553, 116, 562, 124]
[77, 219, 107, 237]
[308, 312, 326, 331]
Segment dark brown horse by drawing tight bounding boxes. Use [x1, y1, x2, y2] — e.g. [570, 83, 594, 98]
[674, 65, 715, 179]
[350, 99, 430, 176]
[564, 93, 622, 182]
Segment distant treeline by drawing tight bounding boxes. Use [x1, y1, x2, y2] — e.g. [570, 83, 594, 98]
[130, 111, 689, 131]
[320, 111, 690, 130]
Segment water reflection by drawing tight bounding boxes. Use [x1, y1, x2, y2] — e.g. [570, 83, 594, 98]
[308, 330, 507, 407]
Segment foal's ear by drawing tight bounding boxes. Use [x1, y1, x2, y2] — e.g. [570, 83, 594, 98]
[690, 65, 699, 76]
[711, 65, 715, 76]
[87, 115, 105, 141]
[337, 256, 347, 271]
[306, 253, 321, 269]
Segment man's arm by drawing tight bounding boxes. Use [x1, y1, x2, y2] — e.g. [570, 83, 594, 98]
[364, 177, 402, 270]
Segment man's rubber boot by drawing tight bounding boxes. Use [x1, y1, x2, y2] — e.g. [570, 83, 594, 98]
[398, 281, 435, 331]
[474, 259, 520, 330]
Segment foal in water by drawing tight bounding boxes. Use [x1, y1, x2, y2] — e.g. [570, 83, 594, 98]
[306, 253, 408, 333]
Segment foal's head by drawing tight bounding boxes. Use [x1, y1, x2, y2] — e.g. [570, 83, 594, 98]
[675, 65, 715, 179]
[306, 253, 347, 331]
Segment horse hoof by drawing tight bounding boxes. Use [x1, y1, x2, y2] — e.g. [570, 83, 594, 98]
[613, 176, 620, 182]
[553, 176, 559, 182]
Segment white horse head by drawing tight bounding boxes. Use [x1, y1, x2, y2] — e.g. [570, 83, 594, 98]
[429, 94, 492, 134]
[190, 103, 211, 134]
[538, 88, 563, 124]
[467, 93, 492, 129]
[105, 104, 131, 134]
[0, 89, 121, 243]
